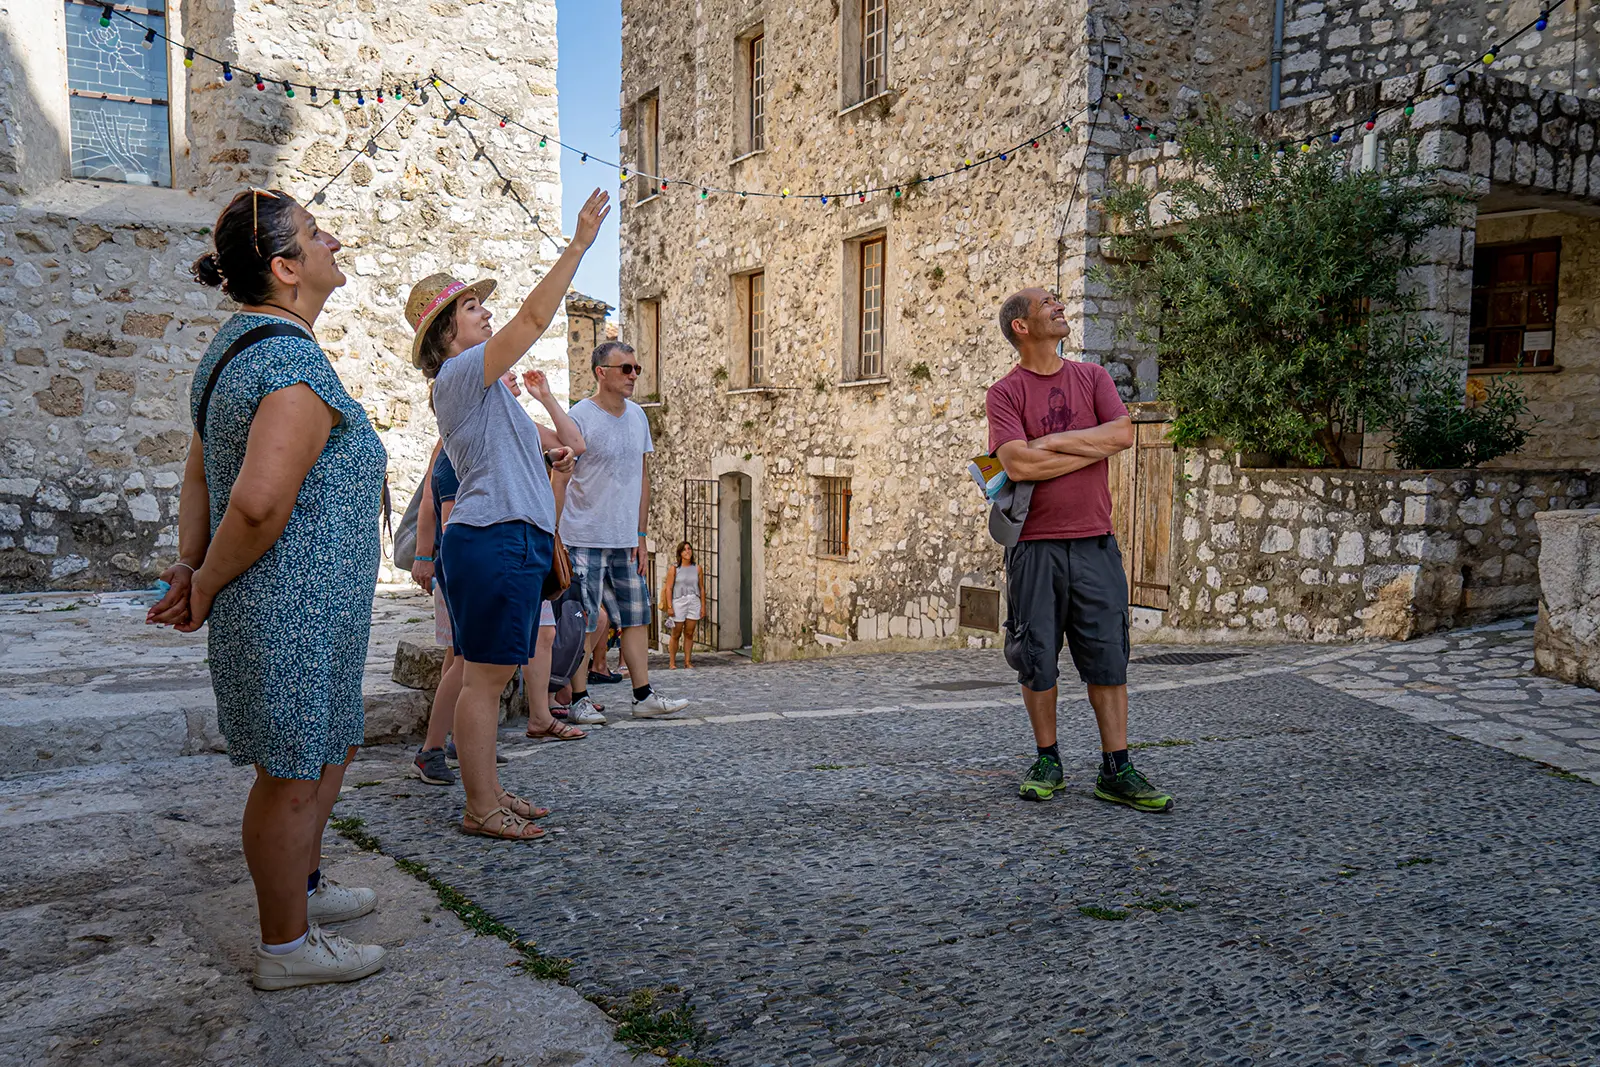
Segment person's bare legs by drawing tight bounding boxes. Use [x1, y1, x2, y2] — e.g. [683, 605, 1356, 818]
[1021, 685, 1058, 749]
[682, 619, 697, 667]
[526, 624, 556, 729]
[456, 661, 520, 820]
[572, 605, 609, 693]
[1086, 684, 1128, 754]
[243, 769, 324, 944]
[667, 621, 682, 668]
[422, 649, 460, 752]
[304, 746, 357, 881]
[619, 625, 650, 689]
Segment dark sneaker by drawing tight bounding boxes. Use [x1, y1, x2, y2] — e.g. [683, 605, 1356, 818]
[588, 669, 625, 685]
[444, 741, 507, 767]
[1094, 764, 1175, 813]
[412, 747, 456, 786]
[1019, 754, 1066, 801]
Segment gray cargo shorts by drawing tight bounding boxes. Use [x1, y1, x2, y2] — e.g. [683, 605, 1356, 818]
[1003, 535, 1130, 690]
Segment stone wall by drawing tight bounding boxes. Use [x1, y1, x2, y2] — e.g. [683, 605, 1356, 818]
[0, 0, 563, 591]
[1533, 508, 1600, 689]
[619, 0, 1100, 659]
[1170, 449, 1594, 640]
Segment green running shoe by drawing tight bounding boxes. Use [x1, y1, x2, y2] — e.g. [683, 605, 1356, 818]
[1019, 753, 1066, 801]
[1094, 764, 1174, 813]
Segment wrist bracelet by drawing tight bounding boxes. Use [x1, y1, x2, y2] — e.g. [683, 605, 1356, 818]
[637, 531, 648, 539]
[173, 562, 196, 574]
[415, 555, 434, 563]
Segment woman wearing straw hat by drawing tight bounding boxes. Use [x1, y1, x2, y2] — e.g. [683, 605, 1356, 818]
[407, 188, 610, 841]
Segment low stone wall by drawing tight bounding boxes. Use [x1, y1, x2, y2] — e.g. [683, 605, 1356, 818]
[1170, 449, 1594, 641]
[1534, 510, 1600, 690]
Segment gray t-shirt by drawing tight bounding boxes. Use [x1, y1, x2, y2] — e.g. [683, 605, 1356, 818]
[559, 397, 654, 549]
[432, 343, 556, 534]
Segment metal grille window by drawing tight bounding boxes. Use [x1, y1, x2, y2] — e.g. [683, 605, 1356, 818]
[637, 92, 659, 203]
[750, 34, 766, 152]
[861, 0, 887, 100]
[748, 272, 766, 385]
[682, 479, 720, 650]
[64, 0, 172, 187]
[858, 237, 885, 378]
[819, 477, 852, 557]
[1470, 239, 1559, 368]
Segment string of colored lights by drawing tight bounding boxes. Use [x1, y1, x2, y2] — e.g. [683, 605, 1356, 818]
[430, 72, 1101, 204]
[1109, 0, 1568, 154]
[309, 100, 418, 200]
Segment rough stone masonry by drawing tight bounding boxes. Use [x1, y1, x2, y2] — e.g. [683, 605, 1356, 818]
[0, 0, 565, 592]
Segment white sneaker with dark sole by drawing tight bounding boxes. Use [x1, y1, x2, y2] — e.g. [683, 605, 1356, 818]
[307, 876, 377, 924]
[632, 691, 690, 718]
[251, 925, 386, 991]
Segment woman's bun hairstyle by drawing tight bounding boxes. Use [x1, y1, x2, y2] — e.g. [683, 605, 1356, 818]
[192, 252, 225, 289]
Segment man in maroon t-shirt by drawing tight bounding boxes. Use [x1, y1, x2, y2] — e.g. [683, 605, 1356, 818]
[985, 288, 1174, 812]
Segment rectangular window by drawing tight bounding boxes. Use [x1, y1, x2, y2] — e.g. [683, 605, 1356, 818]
[861, 0, 887, 101]
[63, 0, 172, 187]
[637, 297, 661, 399]
[637, 91, 659, 203]
[819, 477, 852, 557]
[748, 271, 766, 385]
[750, 35, 766, 153]
[858, 237, 885, 378]
[1470, 239, 1559, 368]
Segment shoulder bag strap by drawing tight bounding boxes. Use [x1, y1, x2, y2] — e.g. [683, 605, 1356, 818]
[195, 322, 312, 439]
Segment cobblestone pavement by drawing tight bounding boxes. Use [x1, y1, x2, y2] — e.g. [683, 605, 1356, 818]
[337, 630, 1600, 1067]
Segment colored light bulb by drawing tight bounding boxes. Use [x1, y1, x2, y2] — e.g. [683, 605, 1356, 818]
[1365, 114, 1376, 130]
[820, 195, 828, 205]
[142, 28, 155, 49]
[255, 75, 265, 91]
[356, 90, 365, 105]
[660, 179, 668, 192]
[284, 82, 294, 98]
[184, 47, 194, 67]
[700, 188, 708, 199]
[1483, 52, 1495, 64]
[222, 63, 233, 82]
[539, 136, 547, 148]
[1537, 12, 1549, 31]
[1331, 130, 1341, 143]
[99, 5, 112, 27]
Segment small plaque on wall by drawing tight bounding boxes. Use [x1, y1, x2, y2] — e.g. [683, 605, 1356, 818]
[958, 586, 1001, 632]
[1523, 330, 1554, 351]
[1469, 344, 1486, 366]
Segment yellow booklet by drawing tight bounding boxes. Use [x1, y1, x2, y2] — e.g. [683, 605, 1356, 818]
[967, 453, 1008, 500]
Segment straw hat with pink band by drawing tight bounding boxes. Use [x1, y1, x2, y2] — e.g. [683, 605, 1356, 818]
[405, 272, 497, 370]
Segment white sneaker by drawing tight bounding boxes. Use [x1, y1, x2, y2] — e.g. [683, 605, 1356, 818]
[251, 924, 386, 991]
[307, 875, 377, 924]
[568, 695, 607, 725]
[632, 690, 690, 718]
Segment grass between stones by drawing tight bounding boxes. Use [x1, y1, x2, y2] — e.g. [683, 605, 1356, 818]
[330, 814, 716, 1065]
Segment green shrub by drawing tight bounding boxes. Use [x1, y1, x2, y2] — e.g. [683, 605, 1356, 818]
[1388, 364, 1534, 468]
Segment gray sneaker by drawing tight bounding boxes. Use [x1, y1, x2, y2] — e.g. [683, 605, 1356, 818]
[412, 747, 456, 786]
[568, 695, 608, 725]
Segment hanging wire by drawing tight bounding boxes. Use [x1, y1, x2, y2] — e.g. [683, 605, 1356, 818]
[311, 101, 415, 201]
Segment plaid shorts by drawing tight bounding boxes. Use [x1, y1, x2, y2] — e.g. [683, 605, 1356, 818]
[570, 545, 652, 633]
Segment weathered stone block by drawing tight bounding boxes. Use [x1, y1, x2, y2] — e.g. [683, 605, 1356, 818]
[1533, 510, 1600, 691]
[393, 638, 446, 690]
[34, 376, 84, 418]
[71, 224, 115, 252]
[13, 348, 46, 366]
[121, 312, 172, 339]
[64, 330, 136, 358]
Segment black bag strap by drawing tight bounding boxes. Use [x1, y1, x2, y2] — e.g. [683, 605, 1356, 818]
[196, 322, 312, 438]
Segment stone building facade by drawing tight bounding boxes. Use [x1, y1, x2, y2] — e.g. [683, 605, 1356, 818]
[1, 0, 565, 591]
[610, 1, 1600, 660]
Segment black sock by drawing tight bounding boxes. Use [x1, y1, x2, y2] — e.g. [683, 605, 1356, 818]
[1103, 749, 1130, 775]
[633, 684, 652, 701]
[307, 869, 321, 895]
[571, 688, 588, 702]
[1037, 743, 1060, 762]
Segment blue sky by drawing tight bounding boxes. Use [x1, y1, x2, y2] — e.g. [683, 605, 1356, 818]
[557, 0, 622, 311]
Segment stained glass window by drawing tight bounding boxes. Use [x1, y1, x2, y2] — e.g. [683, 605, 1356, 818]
[63, 1, 172, 187]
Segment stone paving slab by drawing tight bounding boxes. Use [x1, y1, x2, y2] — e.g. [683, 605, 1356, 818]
[339, 668, 1600, 1067]
[0, 755, 632, 1067]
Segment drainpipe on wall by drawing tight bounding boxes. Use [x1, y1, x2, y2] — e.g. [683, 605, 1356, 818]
[1270, 0, 1286, 111]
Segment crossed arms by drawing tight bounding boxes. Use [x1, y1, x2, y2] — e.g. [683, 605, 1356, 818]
[995, 416, 1134, 482]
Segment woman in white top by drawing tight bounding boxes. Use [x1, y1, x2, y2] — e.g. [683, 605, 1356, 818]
[660, 540, 706, 669]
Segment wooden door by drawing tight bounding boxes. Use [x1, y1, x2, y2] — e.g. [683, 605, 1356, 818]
[1108, 420, 1174, 610]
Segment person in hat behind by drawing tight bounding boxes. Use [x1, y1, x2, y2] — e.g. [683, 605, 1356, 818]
[406, 188, 610, 841]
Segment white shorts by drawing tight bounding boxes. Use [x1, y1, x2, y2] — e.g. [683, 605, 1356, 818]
[671, 594, 703, 623]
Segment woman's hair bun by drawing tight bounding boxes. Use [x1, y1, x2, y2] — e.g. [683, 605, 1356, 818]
[192, 252, 226, 289]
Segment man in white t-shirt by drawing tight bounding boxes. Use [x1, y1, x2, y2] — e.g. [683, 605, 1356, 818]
[559, 341, 690, 722]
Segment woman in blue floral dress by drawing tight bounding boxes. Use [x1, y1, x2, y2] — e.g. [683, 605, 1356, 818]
[147, 189, 388, 991]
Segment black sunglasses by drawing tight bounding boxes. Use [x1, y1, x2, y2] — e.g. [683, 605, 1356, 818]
[599, 362, 642, 375]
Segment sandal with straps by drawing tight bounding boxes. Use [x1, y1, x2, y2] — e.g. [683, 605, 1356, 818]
[499, 791, 551, 820]
[461, 806, 545, 841]
[526, 717, 588, 743]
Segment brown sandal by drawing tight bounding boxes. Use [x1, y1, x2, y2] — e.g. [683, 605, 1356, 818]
[461, 806, 545, 841]
[526, 717, 588, 743]
[499, 791, 551, 820]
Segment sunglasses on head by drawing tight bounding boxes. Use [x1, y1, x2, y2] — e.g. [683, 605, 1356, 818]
[249, 187, 280, 261]
[600, 362, 642, 375]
